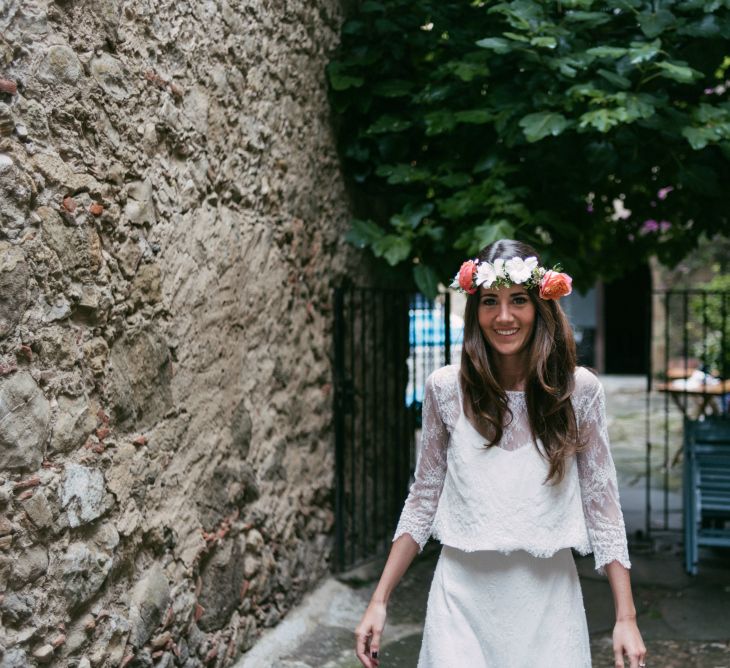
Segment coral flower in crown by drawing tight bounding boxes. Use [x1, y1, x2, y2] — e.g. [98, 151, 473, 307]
[457, 260, 478, 294]
[539, 270, 573, 300]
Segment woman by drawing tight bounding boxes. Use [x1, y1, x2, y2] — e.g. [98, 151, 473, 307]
[354, 240, 647, 668]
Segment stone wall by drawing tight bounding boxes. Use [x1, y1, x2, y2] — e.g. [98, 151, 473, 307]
[0, 0, 361, 665]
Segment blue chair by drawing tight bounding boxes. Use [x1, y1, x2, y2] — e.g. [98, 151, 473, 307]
[683, 417, 730, 575]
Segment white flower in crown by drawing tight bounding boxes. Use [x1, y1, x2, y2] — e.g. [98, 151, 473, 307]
[505, 256, 537, 284]
[492, 258, 507, 278]
[475, 261, 497, 288]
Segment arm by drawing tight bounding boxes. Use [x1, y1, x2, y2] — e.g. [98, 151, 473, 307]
[606, 561, 647, 668]
[576, 378, 646, 667]
[575, 380, 631, 575]
[355, 373, 449, 668]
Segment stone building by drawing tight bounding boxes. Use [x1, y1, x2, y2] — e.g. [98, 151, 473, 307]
[0, 0, 365, 665]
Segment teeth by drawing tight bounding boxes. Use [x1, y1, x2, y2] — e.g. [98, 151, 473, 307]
[496, 328, 518, 335]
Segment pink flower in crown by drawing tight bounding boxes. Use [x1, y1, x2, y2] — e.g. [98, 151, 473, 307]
[539, 271, 572, 300]
[457, 260, 478, 294]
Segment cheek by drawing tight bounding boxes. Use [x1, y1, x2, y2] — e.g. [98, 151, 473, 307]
[477, 308, 493, 331]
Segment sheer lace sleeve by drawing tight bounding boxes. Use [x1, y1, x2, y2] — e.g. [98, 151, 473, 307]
[392, 371, 449, 552]
[575, 373, 632, 576]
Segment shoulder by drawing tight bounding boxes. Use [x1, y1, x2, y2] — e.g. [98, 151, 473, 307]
[425, 364, 460, 429]
[426, 363, 460, 390]
[571, 366, 605, 417]
[573, 366, 602, 395]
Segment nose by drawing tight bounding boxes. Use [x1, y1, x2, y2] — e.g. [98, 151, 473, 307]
[495, 301, 514, 324]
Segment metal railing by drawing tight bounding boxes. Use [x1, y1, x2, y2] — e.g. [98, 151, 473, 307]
[645, 289, 729, 536]
[332, 285, 456, 572]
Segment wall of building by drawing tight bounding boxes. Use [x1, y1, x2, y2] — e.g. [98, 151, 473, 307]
[0, 0, 361, 665]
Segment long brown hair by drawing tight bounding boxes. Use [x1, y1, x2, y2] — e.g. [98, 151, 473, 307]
[459, 239, 585, 484]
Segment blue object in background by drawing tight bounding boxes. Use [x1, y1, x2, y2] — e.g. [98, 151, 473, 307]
[406, 304, 464, 407]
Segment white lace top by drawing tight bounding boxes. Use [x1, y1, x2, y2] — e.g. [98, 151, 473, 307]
[393, 364, 631, 576]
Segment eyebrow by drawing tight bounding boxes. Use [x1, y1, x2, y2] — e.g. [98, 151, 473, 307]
[481, 290, 528, 296]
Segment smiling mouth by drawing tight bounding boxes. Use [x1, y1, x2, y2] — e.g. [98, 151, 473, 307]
[495, 328, 519, 336]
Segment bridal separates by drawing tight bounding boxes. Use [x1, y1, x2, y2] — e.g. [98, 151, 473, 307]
[419, 547, 591, 668]
[392, 364, 631, 667]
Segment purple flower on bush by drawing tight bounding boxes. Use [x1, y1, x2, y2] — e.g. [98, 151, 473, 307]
[659, 220, 671, 232]
[657, 186, 674, 200]
[640, 219, 659, 235]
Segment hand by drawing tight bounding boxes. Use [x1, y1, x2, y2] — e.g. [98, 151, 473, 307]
[612, 616, 647, 668]
[354, 599, 387, 668]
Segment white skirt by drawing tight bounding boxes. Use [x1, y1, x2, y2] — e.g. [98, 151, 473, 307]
[418, 546, 592, 668]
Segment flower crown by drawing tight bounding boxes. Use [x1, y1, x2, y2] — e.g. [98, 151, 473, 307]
[449, 256, 573, 300]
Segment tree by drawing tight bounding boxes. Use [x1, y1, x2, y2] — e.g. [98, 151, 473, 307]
[327, 0, 730, 297]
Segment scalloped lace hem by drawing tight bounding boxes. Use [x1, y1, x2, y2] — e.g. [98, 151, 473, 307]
[432, 536, 594, 560]
[392, 528, 428, 552]
[595, 555, 632, 576]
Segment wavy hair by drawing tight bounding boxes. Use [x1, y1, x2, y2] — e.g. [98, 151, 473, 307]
[459, 239, 585, 484]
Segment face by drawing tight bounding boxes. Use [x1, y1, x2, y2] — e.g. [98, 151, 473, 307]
[477, 285, 536, 359]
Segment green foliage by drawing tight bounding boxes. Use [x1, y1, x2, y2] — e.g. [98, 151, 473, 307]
[328, 0, 730, 298]
[690, 272, 730, 377]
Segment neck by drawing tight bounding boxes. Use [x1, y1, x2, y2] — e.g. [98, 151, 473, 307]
[491, 352, 529, 391]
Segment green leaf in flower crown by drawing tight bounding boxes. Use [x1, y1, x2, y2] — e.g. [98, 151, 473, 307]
[519, 112, 569, 142]
[413, 263, 441, 299]
[345, 219, 385, 249]
[373, 234, 412, 266]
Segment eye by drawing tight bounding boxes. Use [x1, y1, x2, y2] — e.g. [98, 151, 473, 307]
[513, 296, 529, 304]
[481, 297, 497, 306]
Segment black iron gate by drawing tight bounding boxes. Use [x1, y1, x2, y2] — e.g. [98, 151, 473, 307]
[332, 285, 455, 572]
[646, 289, 729, 537]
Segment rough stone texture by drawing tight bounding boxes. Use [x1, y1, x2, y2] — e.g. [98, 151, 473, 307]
[59, 542, 114, 609]
[60, 463, 109, 527]
[128, 563, 171, 648]
[0, 0, 362, 665]
[0, 372, 51, 471]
